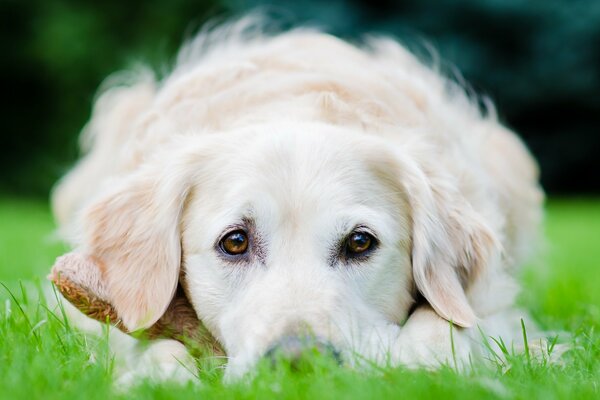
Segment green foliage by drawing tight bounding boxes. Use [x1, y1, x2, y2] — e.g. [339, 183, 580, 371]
[521, 199, 600, 329]
[0, 198, 599, 398]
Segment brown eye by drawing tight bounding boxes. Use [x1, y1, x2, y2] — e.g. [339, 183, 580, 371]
[346, 231, 375, 256]
[220, 230, 249, 255]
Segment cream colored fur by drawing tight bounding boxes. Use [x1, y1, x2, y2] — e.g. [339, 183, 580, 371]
[51, 18, 544, 384]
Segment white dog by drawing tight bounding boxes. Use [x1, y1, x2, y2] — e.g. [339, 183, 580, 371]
[51, 19, 544, 384]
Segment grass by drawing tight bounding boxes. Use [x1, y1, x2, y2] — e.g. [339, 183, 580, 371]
[0, 197, 598, 399]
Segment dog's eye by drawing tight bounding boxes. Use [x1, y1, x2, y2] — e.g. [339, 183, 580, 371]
[220, 230, 249, 255]
[345, 231, 376, 256]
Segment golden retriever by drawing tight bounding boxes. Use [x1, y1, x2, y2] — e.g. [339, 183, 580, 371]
[51, 19, 544, 384]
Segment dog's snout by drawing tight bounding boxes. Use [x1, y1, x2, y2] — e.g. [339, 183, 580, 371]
[264, 336, 342, 368]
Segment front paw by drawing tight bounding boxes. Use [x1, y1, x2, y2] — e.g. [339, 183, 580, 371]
[391, 306, 472, 369]
[114, 339, 198, 388]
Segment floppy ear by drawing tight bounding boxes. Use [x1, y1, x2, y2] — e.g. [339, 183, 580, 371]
[401, 159, 499, 328]
[79, 152, 195, 331]
[49, 253, 124, 330]
[48, 252, 224, 356]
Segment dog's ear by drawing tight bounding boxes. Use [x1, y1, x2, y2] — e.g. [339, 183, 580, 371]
[48, 252, 224, 356]
[49, 252, 123, 330]
[78, 149, 198, 331]
[365, 145, 499, 328]
[401, 161, 499, 328]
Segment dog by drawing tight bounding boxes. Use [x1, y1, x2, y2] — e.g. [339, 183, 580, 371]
[50, 19, 544, 384]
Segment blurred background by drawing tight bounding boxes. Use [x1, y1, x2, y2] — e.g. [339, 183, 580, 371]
[1, 0, 599, 198]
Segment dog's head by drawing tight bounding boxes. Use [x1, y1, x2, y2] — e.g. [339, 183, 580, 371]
[72, 122, 497, 378]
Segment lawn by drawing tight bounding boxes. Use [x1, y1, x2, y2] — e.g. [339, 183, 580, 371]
[0, 197, 598, 399]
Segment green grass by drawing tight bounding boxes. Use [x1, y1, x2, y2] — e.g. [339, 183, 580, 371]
[0, 197, 598, 399]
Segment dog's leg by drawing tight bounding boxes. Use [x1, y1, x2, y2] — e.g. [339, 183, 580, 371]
[390, 305, 475, 369]
[389, 306, 570, 370]
[112, 337, 198, 388]
[48, 288, 198, 387]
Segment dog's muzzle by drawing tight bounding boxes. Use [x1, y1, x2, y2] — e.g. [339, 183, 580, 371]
[264, 335, 342, 369]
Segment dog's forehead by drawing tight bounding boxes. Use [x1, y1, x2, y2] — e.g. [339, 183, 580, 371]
[184, 126, 406, 236]
[210, 129, 395, 207]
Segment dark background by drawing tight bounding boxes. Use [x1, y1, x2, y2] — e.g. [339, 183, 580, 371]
[1, 0, 599, 197]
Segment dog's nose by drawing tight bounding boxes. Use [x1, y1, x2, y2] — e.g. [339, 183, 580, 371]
[264, 336, 342, 369]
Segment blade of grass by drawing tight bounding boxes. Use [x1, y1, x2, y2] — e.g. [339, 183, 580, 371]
[0, 281, 41, 347]
[521, 318, 531, 368]
[449, 320, 458, 370]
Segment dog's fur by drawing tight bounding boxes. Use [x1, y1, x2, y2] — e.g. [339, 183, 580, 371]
[51, 19, 544, 383]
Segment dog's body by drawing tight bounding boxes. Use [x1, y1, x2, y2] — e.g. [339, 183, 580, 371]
[51, 21, 543, 383]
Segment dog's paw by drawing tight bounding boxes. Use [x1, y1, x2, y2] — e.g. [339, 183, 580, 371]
[391, 306, 473, 369]
[114, 339, 198, 389]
